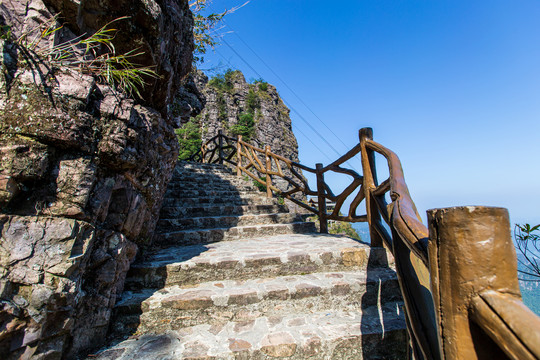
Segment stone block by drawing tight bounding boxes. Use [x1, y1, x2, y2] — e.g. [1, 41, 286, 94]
[261, 332, 297, 357]
[227, 289, 259, 306]
[341, 248, 368, 267]
[162, 290, 214, 310]
[46, 157, 96, 218]
[293, 283, 322, 299]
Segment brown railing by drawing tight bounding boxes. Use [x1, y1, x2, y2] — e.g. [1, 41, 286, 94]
[188, 128, 540, 360]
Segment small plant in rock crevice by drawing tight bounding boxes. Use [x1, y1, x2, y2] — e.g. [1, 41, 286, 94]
[5, 15, 158, 98]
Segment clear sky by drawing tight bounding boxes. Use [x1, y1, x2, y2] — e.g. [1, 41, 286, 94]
[200, 0, 540, 225]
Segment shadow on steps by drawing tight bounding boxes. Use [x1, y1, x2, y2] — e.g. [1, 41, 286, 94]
[105, 161, 316, 345]
[360, 247, 407, 359]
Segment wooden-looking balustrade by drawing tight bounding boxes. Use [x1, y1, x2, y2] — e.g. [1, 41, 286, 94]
[188, 128, 540, 360]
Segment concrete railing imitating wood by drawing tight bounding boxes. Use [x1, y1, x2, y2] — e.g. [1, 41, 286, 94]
[188, 128, 540, 360]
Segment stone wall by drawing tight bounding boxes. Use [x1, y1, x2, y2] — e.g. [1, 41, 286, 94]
[0, 0, 194, 358]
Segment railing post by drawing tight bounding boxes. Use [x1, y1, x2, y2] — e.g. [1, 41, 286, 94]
[427, 206, 520, 360]
[316, 163, 328, 233]
[201, 144, 207, 164]
[265, 145, 272, 199]
[236, 135, 242, 177]
[359, 128, 383, 247]
[218, 130, 224, 165]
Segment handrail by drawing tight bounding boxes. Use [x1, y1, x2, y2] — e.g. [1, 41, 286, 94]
[186, 127, 540, 360]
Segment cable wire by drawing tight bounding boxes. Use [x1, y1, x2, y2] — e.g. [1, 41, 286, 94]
[223, 19, 353, 153]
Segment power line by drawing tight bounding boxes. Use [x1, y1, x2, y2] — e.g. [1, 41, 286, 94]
[219, 21, 364, 171]
[213, 47, 333, 164]
[223, 19, 353, 153]
[220, 37, 345, 160]
[213, 35, 361, 171]
[291, 124, 335, 164]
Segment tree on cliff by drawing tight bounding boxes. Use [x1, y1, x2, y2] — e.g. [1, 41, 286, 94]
[190, 0, 247, 63]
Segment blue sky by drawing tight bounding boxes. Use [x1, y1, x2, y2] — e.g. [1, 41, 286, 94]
[200, 0, 540, 225]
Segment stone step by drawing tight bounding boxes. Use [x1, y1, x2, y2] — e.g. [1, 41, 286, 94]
[113, 269, 402, 336]
[166, 185, 259, 193]
[164, 187, 261, 199]
[162, 194, 277, 207]
[166, 177, 255, 188]
[94, 308, 407, 359]
[157, 213, 303, 232]
[155, 222, 317, 247]
[159, 204, 289, 218]
[125, 234, 391, 290]
[176, 162, 234, 172]
[163, 189, 261, 199]
[173, 168, 235, 176]
[167, 173, 246, 181]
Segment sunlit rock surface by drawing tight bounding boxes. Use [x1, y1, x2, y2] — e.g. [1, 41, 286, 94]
[0, 0, 194, 357]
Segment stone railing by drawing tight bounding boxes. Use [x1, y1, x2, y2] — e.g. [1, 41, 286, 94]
[188, 128, 540, 360]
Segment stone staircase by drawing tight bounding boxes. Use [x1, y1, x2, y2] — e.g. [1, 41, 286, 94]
[154, 162, 316, 246]
[93, 162, 407, 359]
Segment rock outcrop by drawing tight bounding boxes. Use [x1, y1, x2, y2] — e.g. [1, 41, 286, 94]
[192, 70, 301, 164]
[0, 0, 194, 358]
[181, 70, 303, 198]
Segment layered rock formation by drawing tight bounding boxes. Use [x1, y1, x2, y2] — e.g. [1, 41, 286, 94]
[0, 0, 194, 358]
[193, 70, 301, 164]
[181, 70, 303, 198]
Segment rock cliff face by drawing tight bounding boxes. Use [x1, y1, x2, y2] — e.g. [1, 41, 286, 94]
[185, 70, 302, 195]
[0, 0, 194, 358]
[194, 70, 300, 164]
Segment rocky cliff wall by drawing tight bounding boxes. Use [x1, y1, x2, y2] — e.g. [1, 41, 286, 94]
[0, 0, 194, 358]
[194, 70, 300, 163]
[186, 70, 303, 195]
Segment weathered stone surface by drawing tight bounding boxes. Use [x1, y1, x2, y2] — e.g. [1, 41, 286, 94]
[228, 338, 252, 352]
[40, 0, 194, 117]
[260, 332, 297, 357]
[179, 71, 304, 197]
[89, 160, 406, 359]
[341, 247, 369, 267]
[0, 0, 195, 357]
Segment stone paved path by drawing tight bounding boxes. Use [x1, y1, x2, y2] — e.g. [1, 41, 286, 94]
[89, 163, 407, 359]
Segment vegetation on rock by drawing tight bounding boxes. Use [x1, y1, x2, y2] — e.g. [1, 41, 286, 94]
[231, 112, 255, 140]
[328, 221, 361, 241]
[1, 16, 158, 97]
[253, 78, 269, 92]
[208, 68, 241, 92]
[308, 215, 362, 241]
[175, 116, 202, 160]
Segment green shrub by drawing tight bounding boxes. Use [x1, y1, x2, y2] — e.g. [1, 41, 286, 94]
[252, 176, 267, 192]
[253, 78, 268, 92]
[175, 117, 202, 160]
[231, 112, 254, 140]
[246, 89, 260, 114]
[208, 69, 236, 92]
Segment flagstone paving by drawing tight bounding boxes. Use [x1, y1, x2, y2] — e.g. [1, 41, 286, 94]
[90, 162, 407, 359]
